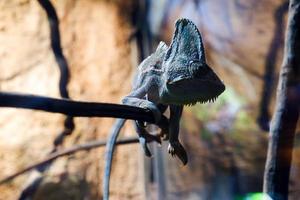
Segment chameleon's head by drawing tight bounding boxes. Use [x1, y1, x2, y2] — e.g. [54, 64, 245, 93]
[160, 18, 225, 105]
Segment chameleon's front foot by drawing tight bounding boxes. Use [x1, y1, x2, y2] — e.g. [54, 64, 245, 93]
[139, 101, 161, 124]
[168, 141, 188, 165]
[135, 121, 162, 157]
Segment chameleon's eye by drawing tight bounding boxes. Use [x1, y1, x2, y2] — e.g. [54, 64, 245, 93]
[189, 60, 210, 77]
[189, 60, 201, 66]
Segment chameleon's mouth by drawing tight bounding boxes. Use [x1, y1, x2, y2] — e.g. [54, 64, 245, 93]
[165, 78, 225, 106]
[183, 92, 221, 106]
[166, 60, 225, 106]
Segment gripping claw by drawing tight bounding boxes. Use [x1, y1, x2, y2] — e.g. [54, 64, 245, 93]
[168, 141, 188, 165]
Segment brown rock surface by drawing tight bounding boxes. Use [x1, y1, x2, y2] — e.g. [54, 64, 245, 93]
[0, 0, 142, 199]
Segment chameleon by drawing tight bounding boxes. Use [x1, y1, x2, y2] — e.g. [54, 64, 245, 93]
[103, 18, 225, 200]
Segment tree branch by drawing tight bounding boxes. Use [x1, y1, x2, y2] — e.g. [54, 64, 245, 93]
[37, 0, 71, 99]
[0, 92, 157, 123]
[0, 136, 139, 185]
[263, 1, 300, 199]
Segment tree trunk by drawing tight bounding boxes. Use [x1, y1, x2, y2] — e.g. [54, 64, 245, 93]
[263, 1, 300, 199]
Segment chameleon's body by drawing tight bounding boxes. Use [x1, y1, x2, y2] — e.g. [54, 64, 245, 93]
[103, 18, 225, 200]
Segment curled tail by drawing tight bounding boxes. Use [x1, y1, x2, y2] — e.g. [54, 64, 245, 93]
[103, 119, 126, 200]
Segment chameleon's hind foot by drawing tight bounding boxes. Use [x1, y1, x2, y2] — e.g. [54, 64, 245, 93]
[139, 134, 162, 157]
[168, 141, 188, 165]
[135, 120, 162, 157]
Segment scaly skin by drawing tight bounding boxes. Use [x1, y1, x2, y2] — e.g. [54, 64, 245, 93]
[103, 18, 225, 200]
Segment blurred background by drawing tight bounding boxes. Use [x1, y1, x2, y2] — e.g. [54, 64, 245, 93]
[0, 0, 299, 199]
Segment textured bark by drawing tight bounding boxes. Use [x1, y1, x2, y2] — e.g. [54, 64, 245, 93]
[263, 1, 300, 199]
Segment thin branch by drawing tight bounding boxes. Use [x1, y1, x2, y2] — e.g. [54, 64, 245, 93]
[37, 0, 75, 150]
[37, 0, 71, 99]
[0, 136, 139, 185]
[263, 1, 300, 199]
[0, 92, 157, 123]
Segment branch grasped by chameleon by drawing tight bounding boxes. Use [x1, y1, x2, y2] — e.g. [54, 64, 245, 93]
[0, 92, 162, 123]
